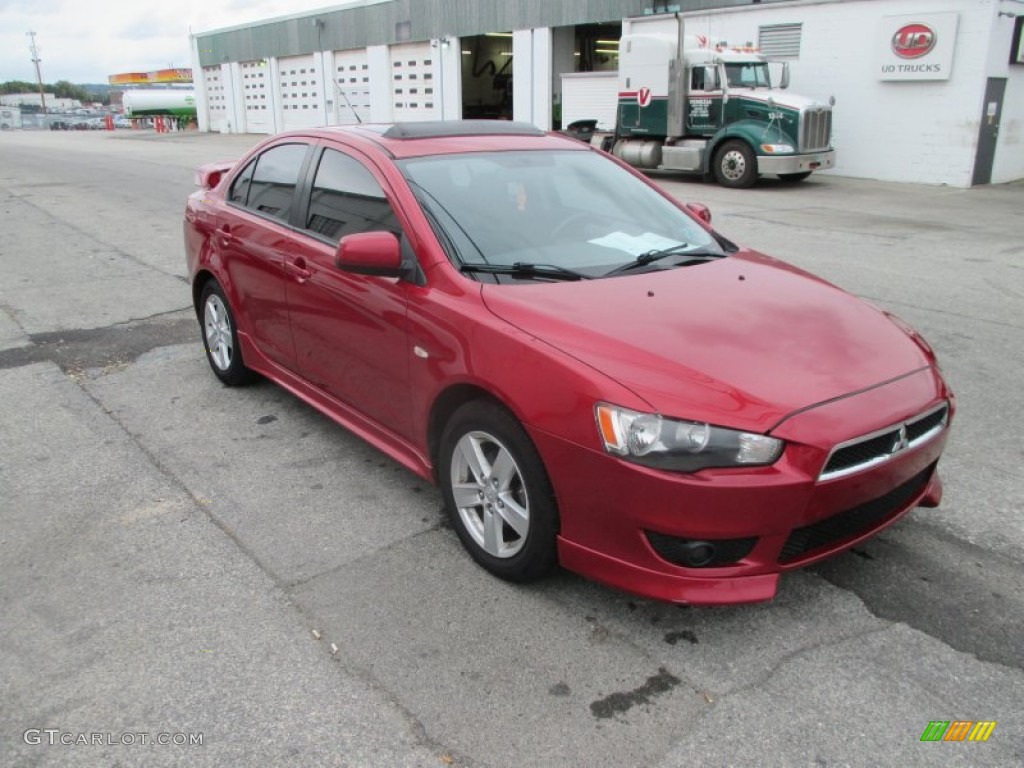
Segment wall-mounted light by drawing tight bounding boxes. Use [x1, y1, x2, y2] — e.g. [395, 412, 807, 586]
[484, 32, 513, 38]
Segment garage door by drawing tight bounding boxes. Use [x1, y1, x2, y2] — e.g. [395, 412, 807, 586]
[240, 60, 271, 134]
[390, 42, 438, 122]
[203, 65, 229, 133]
[279, 54, 323, 130]
[333, 49, 372, 125]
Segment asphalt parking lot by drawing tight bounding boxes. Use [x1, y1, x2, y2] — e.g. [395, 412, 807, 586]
[1, 129, 1022, 767]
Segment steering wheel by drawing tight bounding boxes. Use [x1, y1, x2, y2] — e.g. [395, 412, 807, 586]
[550, 212, 592, 239]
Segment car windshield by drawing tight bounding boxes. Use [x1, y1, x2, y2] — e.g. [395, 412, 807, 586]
[725, 62, 771, 89]
[398, 149, 723, 279]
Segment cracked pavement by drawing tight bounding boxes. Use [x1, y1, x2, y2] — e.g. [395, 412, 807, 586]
[1, 130, 1022, 766]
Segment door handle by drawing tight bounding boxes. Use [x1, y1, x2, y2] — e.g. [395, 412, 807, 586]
[284, 258, 312, 281]
[216, 225, 234, 248]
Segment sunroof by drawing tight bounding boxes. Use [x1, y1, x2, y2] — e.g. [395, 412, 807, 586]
[382, 120, 545, 139]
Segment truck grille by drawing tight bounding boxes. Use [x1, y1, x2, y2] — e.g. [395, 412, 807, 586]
[819, 402, 949, 481]
[799, 108, 832, 152]
[779, 464, 934, 563]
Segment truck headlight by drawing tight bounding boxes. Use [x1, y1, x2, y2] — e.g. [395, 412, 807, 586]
[595, 404, 783, 472]
[760, 144, 795, 154]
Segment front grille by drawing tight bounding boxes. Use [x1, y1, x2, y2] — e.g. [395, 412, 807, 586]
[799, 108, 832, 152]
[906, 406, 947, 443]
[779, 464, 934, 563]
[820, 402, 949, 481]
[645, 531, 757, 568]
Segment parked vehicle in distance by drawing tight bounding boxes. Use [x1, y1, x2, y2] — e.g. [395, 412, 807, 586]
[0, 108, 22, 130]
[572, 12, 836, 187]
[184, 121, 952, 605]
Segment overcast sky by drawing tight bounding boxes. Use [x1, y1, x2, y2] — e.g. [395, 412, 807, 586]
[0, 0, 364, 84]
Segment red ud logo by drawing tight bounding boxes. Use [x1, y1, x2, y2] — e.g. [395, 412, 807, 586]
[637, 87, 652, 108]
[892, 23, 936, 59]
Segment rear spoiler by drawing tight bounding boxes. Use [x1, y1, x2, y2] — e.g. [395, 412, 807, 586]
[194, 161, 235, 190]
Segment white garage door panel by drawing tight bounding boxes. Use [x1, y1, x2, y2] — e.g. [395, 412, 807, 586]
[390, 42, 438, 122]
[280, 54, 322, 130]
[241, 60, 271, 134]
[204, 65, 230, 133]
[333, 49, 372, 125]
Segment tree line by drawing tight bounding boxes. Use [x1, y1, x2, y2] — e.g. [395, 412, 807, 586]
[1, 80, 108, 105]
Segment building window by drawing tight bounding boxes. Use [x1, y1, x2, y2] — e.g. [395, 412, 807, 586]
[758, 23, 802, 59]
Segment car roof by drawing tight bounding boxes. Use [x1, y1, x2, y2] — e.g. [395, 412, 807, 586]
[275, 120, 588, 160]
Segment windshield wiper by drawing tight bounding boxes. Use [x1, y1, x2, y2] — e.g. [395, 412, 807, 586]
[604, 244, 723, 276]
[459, 262, 592, 281]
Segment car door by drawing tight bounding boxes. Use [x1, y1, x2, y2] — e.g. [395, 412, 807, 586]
[283, 143, 416, 439]
[219, 141, 313, 371]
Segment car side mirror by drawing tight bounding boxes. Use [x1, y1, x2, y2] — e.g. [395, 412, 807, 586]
[335, 231, 403, 277]
[685, 202, 712, 225]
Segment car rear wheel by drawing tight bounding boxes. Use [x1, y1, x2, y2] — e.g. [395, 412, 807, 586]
[439, 401, 558, 582]
[200, 280, 253, 386]
[714, 140, 758, 189]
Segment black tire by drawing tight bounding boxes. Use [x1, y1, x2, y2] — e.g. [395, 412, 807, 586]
[439, 400, 559, 583]
[713, 140, 758, 189]
[779, 171, 812, 183]
[199, 280, 254, 386]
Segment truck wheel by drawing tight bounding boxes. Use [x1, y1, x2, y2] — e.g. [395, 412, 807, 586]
[779, 172, 812, 183]
[714, 141, 757, 189]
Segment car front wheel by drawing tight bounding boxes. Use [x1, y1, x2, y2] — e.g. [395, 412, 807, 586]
[200, 280, 253, 386]
[439, 401, 558, 582]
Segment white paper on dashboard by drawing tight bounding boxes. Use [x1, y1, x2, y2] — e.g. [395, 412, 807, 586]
[587, 231, 685, 256]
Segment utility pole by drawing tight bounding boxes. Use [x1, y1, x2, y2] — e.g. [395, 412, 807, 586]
[27, 31, 47, 114]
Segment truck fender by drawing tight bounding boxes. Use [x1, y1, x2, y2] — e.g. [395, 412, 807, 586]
[702, 121, 793, 174]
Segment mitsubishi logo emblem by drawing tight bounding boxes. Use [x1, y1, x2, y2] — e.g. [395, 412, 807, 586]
[892, 425, 909, 454]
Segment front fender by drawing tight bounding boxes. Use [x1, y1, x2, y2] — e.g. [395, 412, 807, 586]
[703, 120, 794, 174]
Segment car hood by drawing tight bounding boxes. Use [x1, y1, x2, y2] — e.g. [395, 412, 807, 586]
[480, 251, 929, 434]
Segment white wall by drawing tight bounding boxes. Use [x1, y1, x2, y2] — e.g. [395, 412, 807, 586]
[680, 0, 1000, 186]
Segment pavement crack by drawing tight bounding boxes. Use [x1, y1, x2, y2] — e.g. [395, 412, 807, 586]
[715, 624, 894, 703]
[10, 192, 185, 282]
[282, 517, 451, 590]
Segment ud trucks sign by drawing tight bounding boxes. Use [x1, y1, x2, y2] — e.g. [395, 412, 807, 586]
[876, 13, 958, 81]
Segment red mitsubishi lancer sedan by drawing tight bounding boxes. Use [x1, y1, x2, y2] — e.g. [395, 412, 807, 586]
[184, 121, 952, 605]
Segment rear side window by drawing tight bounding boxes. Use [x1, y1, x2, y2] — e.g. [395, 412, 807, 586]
[245, 143, 309, 222]
[304, 148, 398, 242]
[228, 159, 255, 205]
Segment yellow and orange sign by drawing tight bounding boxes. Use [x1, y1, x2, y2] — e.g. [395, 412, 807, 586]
[108, 69, 192, 85]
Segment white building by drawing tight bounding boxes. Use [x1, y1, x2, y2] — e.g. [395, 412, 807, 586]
[191, 0, 1024, 186]
[0, 94, 82, 111]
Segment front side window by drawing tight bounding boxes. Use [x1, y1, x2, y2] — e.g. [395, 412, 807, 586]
[304, 148, 398, 242]
[399, 149, 723, 278]
[245, 143, 309, 222]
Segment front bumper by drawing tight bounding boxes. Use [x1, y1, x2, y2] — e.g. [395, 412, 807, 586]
[533, 367, 950, 605]
[758, 150, 836, 175]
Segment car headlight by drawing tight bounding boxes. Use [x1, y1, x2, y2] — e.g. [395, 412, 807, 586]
[760, 144, 795, 154]
[595, 403, 783, 472]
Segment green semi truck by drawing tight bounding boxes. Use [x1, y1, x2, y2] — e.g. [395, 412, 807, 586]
[595, 12, 835, 188]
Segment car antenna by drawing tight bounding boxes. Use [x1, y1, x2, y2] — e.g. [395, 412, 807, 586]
[334, 78, 362, 123]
